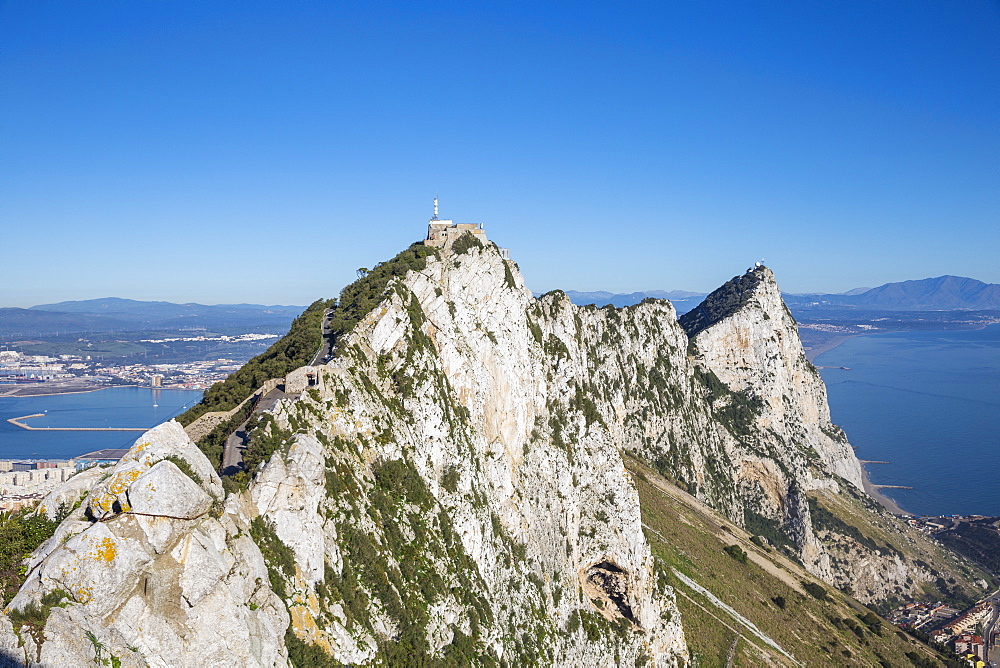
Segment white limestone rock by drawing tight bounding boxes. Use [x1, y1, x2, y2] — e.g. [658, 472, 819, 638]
[83, 421, 223, 522]
[683, 267, 864, 489]
[4, 234, 950, 664]
[126, 460, 212, 520]
[251, 432, 327, 586]
[2, 419, 289, 667]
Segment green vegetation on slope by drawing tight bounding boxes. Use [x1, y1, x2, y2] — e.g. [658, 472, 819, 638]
[936, 518, 1000, 575]
[805, 487, 992, 614]
[0, 509, 61, 606]
[178, 242, 442, 467]
[327, 243, 439, 350]
[306, 434, 499, 666]
[627, 455, 963, 667]
[250, 516, 296, 601]
[451, 231, 483, 255]
[693, 365, 763, 441]
[177, 298, 332, 425]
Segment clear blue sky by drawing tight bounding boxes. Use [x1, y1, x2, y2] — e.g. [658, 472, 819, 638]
[2, 1, 997, 307]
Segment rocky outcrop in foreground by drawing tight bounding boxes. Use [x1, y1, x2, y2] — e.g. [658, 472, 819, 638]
[1, 422, 288, 667]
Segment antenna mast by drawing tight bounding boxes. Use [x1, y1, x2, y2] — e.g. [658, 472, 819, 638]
[432, 196, 439, 220]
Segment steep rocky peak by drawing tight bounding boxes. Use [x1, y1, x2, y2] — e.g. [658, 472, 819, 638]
[680, 265, 865, 490]
[679, 266, 781, 337]
[678, 265, 774, 338]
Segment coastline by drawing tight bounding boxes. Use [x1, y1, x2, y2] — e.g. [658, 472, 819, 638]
[803, 334, 865, 363]
[0, 386, 107, 398]
[859, 462, 910, 516]
[806, 330, 910, 516]
[0, 383, 198, 399]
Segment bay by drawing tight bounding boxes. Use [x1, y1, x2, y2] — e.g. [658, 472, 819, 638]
[0, 387, 203, 460]
[818, 324, 1000, 516]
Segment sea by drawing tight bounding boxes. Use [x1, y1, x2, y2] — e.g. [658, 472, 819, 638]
[0, 387, 203, 461]
[818, 324, 1000, 517]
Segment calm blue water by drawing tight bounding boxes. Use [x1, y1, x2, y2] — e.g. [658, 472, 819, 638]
[818, 324, 1000, 516]
[0, 387, 202, 460]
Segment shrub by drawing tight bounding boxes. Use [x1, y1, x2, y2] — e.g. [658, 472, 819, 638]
[858, 610, 883, 636]
[743, 510, 796, 556]
[802, 581, 829, 601]
[452, 231, 483, 254]
[442, 465, 460, 494]
[0, 510, 60, 606]
[249, 517, 295, 600]
[160, 455, 203, 486]
[8, 589, 71, 645]
[723, 544, 748, 564]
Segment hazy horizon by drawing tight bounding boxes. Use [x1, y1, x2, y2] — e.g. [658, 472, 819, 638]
[4, 272, 998, 310]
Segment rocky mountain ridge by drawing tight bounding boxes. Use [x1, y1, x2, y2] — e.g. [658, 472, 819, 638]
[0, 233, 989, 666]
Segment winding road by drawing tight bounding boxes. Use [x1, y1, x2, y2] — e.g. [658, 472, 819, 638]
[219, 309, 332, 476]
[983, 589, 1000, 667]
[308, 308, 334, 366]
[219, 388, 286, 476]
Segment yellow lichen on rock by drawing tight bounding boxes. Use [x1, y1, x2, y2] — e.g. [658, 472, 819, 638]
[107, 468, 144, 495]
[93, 537, 117, 563]
[91, 493, 117, 513]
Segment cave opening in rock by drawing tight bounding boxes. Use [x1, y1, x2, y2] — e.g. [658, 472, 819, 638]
[585, 561, 636, 623]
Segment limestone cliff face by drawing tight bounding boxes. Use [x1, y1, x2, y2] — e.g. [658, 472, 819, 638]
[675, 267, 974, 604]
[0, 235, 971, 664]
[254, 238, 688, 665]
[680, 267, 864, 489]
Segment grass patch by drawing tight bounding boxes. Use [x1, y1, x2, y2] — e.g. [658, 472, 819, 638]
[159, 455, 203, 486]
[627, 456, 959, 667]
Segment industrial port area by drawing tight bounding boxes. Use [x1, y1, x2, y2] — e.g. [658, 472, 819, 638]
[0, 332, 279, 396]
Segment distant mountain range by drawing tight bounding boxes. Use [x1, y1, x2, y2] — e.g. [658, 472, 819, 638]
[564, 275, 1000, 313]
[783, 275, 1000, 310]
[3, 275, 997, 340]
[0, 298, 304, 338]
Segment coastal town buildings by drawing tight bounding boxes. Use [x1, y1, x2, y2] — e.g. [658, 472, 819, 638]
[890, 601, 960, 629]
[0, 332, 279, 395]
[0, 463, 79, 511]
[954, 633, 986, 661]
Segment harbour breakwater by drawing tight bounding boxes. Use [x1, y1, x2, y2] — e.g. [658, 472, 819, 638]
[7, 413, 147, 431]
[6, 413, 148, 431]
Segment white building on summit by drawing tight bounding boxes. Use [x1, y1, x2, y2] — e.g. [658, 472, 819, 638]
[424, 197, 489, 248]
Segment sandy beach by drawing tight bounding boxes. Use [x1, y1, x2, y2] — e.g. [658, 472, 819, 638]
[859, 463, 910, 515]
